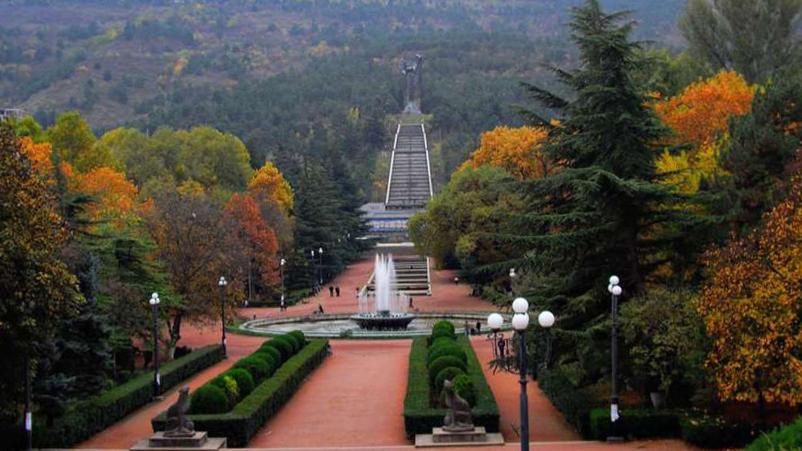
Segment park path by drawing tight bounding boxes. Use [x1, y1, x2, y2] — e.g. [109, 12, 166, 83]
[248, 339, 412, 448]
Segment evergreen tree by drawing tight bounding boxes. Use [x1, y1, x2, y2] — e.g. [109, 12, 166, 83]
[508, 0, 702, 381]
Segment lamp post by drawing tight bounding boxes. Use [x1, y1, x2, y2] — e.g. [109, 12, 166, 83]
[608, 275, 623, 441]
[537, 311, 555, 370]
[149, 292, 161, 399]
[280, 258, 286, 305]
[311, 249, 316, 291]
[509, 268, 516, 297]
[23, 354, 31, 451]
[219, 276, 228, 355]
[486, 300, 554, 451]
[318, 247, 324, 285]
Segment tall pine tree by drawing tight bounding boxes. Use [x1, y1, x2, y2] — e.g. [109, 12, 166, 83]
[506, 0, 702, 381]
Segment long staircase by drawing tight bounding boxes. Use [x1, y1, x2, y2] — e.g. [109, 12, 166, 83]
[385, 123, 433, 210]
[366, 255, 430, 296]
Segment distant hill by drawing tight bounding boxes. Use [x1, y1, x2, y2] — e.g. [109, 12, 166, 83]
[0, 0, 685, 130]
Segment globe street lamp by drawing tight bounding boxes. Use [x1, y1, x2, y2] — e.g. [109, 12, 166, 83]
[280, 258, 286, 306]
[509, 268, 517, 297]
[218, 276, 228, 355]
[148, 292, 161, 399]
[608, 275, 623, 440]
[538, 310, 555, 370]
[318, 247, 324, 284]
[311, 249, 317, 292]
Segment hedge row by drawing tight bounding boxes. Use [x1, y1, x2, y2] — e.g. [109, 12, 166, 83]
[32, 345, 225, 448]
[403, 335, 499, 438]
[152, 339, 329, 447]
[536, 368, 595, 438]
[746, 416, 802, 450]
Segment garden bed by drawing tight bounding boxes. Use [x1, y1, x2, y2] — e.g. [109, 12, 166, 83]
[402, 334, 499, 438]
[30, 344, 225, 448]
[152, 338, 329, 447]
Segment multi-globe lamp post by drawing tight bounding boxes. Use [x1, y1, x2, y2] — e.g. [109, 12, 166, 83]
[487, 298, 554, 451]
[148, 292, 161, 399]
[219, 276, 228, 355]
[280, 257, 286, 305]
[318, 246, 324, 285]
[608, 275, 623, 440]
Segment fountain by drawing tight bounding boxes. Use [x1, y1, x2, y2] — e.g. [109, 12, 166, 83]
[351, 254, 416, 330]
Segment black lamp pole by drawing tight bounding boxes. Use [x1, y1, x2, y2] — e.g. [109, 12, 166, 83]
[149, 293, 160, 399]
[219, 276, 227, 355]
[608, 276, 623, 441]
[24, 354, 31, 450]
[518, 329, 529, 451]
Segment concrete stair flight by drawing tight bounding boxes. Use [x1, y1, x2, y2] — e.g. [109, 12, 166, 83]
[385, 123, 433, 210]
[366, 255, 431, 296]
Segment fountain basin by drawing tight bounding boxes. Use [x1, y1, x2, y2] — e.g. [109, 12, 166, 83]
[350, 312, 415, 330]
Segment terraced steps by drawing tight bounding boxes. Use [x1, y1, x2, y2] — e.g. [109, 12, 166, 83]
[385, 123, 432, 210]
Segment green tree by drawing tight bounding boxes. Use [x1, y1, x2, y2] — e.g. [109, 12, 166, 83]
[0, 125, 82, 421]
[679, 0, 802, 82]
[511, 0, 701, 381]
[46, 111, 119, 172]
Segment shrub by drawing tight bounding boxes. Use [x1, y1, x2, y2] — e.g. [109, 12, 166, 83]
[29, 345, 224, 448]
[283, 333, 304, 353]
[266, 336, 294, 361]
[226, 369, 254, 397]
[431, 325, 456, 341]
[428, 356, 466, 383]
[233, 355, 270, 381]
[190, 384, 229, 414]
[537, 368, 594, 438]
[431, 336, 457, 349]
[258, 343, 282, 365]
[747, 416, 802, 450]
[153, 339, 329, 447]
[432, 320, 455, 335]
[403, 336, 499, 438]
[589, 407, 680, 440]
[210, 375, 239, 408]
[434, 367, 466, 394]
[681, 415, 760, 449]
[453, 374, 475, 406]
[253, 350, 278, 377]
[288, 330, 306, 346]
[427, 342, 467, 367]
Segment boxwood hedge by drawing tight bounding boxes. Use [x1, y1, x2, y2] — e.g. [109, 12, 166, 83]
[403, 336, 499, 438]
[152, 339, 329, 447]
[29, 345, 225, 448]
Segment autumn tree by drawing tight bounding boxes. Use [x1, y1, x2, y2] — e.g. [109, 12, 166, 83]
[458, 126, 555, 180]
[0, 125, 82, 420]
[652, 70, 755, 194]
[145, 188, 246, 356]
[698, 173, 802, 407]
[227, 193, 280, 301]
[248, 161, 294, 213]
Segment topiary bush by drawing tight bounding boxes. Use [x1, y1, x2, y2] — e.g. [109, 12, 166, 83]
[283, 333, 304, 353]
[210, 375, 239, 408]
[431, 336, 457, 349]
[226, 369, 254, 398]
[190, 384, 229, 414]
[233, 355, 270, 381]
[428, 356, 467, 384]
[746, 416, 802, 450]
[431, 325, 456, 341]
[432, 320, 455, 335]
[427, 342, 467, 367]
[288, 330, 306, 347]
[267, 336, 295, 361]
[452, 374, 475, 406]
[258, 343, 282, 365]
[253, 351, 278, 377]
[434, 367, 466, 394]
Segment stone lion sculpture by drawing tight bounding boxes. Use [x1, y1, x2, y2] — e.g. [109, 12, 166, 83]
[164, 385, 194, 437]
[442, 379, 474, 432]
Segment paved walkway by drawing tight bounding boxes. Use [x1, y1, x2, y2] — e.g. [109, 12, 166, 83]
[249, 340, 411, 448]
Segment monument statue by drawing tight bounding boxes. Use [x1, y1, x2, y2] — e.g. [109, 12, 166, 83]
[164, 386, 194, 437]
[400, 54, 423, 114]
[441, 380, 474, 432]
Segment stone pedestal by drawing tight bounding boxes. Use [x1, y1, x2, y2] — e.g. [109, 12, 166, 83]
[130, 431, 226, 451]
[414, 426, 504, 447]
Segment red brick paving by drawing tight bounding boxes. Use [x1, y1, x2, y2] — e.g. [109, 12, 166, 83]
[77, 257, 693, 450]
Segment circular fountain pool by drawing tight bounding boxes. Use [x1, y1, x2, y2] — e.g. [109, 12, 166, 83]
[237, 312, 512, 339]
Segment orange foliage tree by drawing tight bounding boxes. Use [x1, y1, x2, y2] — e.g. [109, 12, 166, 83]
[458, 126, 554, 180]
[18, 137, 54, 176]
[227, 193, 280, 287]
[247, 162, 294, 213]
[698, 174, 802, 405]
[70, 167, 140, 225]
[654, 70, 755, 147]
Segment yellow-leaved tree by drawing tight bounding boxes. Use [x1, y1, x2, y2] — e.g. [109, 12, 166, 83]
[458, 126, 554, 180]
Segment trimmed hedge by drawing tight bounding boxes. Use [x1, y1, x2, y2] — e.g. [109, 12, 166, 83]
[191, 384, 230, 414]
[426, 342, 467, 366]
[589, 407, 680, 440]
[257, 344, 282, 366]
[226, 369, 254, 397]
[31, 345, 225, 448]
[428, 356, 466, 383]
[536, 368, 594, 438]
[403, 336, 499, 438]
[682, 415, 760, 449]
[265, 336, 294, 361]
[453, 374, 475, 406]
[153, 339, 329, 447]
[434, 367, 466, 393]
[747, 416, 802, 450]
[233, 355, 272, 380]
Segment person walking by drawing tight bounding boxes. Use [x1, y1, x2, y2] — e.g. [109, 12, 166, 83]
[475, 320, 481, 335]
[498, 337, 506, 358]
[335, 286, 340, 297]
[328, 286, 334, 297]
[318, 304, 325, 314]
[409, 296, 414, 309]
[464, 321, 470, 336]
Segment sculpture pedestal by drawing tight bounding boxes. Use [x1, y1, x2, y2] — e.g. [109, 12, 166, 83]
[414, 426, 504, 447]
[130, 432, 226, 450]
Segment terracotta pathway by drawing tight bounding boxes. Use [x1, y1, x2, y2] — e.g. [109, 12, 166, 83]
[249, 340, 411, 448]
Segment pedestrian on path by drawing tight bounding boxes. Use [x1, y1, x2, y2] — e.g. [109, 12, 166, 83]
[318, 304, 325, 314]
[409, 296, 414, 309]
[355, 287, 360, 298]
[329, 286, 334, 297]
[464, 320, 470, 336]
[335, 286, 340, 297]
[475, 320, 481, 335]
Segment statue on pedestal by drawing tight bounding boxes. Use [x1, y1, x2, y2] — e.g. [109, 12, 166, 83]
[400, 54, 423, 114]
[164, 386, 194, 437]
[441, 380, 474, 432]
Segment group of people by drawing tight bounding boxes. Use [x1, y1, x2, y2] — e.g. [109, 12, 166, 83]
[328, 285, 341, 297]
[463, 320, 482, 336]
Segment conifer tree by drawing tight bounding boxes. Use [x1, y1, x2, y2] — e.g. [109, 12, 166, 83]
[509, 0, 702, 380]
